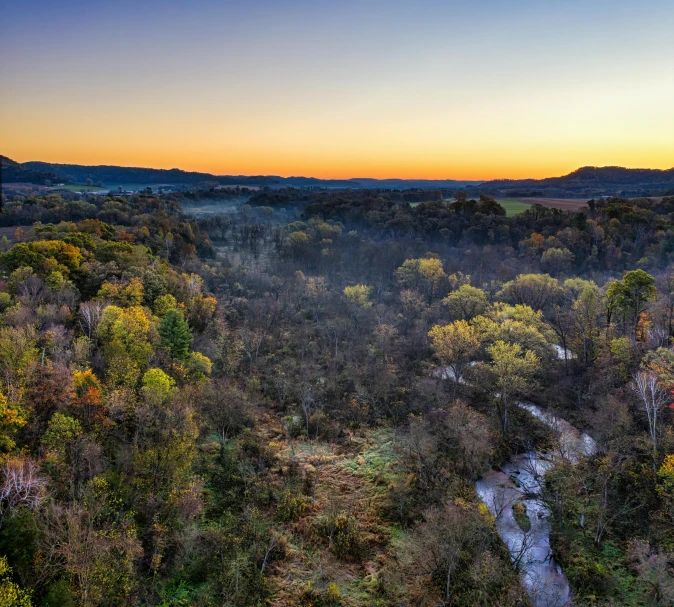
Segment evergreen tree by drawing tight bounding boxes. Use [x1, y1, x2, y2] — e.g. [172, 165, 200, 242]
[158, 309, 192, 362]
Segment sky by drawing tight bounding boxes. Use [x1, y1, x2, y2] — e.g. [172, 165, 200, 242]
[1, 0, 673, 180]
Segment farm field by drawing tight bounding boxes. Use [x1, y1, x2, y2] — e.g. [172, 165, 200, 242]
[496, 199, 533, 216]
[519, 197, 589, 211]
[497, 198, 591, 215]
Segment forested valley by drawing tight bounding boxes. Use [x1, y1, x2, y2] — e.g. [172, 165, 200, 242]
[0, 188, 673, 606]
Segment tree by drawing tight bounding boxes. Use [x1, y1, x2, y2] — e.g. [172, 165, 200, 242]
[0, 240, 83, 278]
[343, 284, 373, 308]
[630, 371, 668, 467]
[401, 502, 493, 603]
[471, 304, 552, 361]
[569, 281, 603, 364]
[0, 555, 32, 606]
[153, 293, 177, 317]
[442, 284, 488, 321]
[39, 486, 142, 607]
[141, 368, 175, 406]
[540, 247, 574, 275]
[79, 300, 108, 339]
[607, 269, 656, 339]
[0, 326, 38, 395]
[0, 392, 25, 454]
[187, 295, 217, 331]
[0, 458, 45, 528]
[428, 321, 480, 389]
[96, 306, 154, 387]
[486, 340, 539, 434]
[497, 273, 562, 312]
[396, 257, 447, 299]
[628, 540, 674, 606]
[158, 309, 192, 362]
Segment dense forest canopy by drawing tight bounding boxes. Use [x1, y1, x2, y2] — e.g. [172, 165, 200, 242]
[0, 187, 673, 606]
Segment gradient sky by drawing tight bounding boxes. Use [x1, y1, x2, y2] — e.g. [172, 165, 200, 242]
[2, 0, 673, 179]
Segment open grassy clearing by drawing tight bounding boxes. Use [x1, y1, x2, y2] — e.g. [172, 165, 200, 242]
[496, 199, 534, 216]
[265, 427, 403, 605]
[519, 197, 589, 211]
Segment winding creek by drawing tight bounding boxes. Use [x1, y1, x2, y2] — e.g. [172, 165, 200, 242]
[438, 348, 594, 606]
[476, 401, 596, 607]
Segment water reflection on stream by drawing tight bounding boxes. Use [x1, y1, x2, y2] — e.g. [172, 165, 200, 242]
[476, 402, 596, 607]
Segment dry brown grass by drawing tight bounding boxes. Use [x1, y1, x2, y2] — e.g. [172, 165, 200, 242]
[265, 429, 399, 606]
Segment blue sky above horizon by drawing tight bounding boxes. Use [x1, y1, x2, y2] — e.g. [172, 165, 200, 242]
[2, 0, 673, 179]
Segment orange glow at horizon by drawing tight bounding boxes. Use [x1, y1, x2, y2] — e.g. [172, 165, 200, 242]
[3, 76, 673, 181]
[4, 139, 673, 183]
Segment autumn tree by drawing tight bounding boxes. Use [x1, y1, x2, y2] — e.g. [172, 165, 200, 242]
[0, 555, 32, 606]
[569, 280, 603, 364]
[343, 284, 373, 308]
[428, 321, 480, 389]
[497, 273, 562, 312]
[442, 284, 488, 321]
[607, 269, 656, 339]
[486, 340, 539, 434]
[396, 257, 447, 300]
[0, 391, 25, 454]
[38, 480, 142, 607]
[96, 305, 154, 386]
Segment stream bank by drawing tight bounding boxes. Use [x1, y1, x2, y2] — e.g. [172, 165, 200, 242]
[476, 402, 596, 607]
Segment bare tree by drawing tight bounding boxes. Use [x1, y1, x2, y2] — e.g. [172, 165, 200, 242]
[239, 325, 264, 375]
[299, 384, 314, 435]
[0, 458, 46, 525]
[630, 371, 669, 466]
[79, 300, 108, 339]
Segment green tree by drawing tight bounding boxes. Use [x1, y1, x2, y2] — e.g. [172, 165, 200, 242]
[141, 368, 175, 406]
[486, 340, 539, 434]
[606, 269, 656, 338]
[153, 293, 178, 317]
[568, 280, 603, 364]
[158, 309, 192, 362]
[96, 305, 154, 386]
[442, 284, 488, 320]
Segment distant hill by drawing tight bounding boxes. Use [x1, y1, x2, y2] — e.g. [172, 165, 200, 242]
[1, 155, 60, 185]
[5, 157, 674, 196]
[17, 160, 481, 190]
[21, 160, 276, 188]
[471, 166, 674, 198]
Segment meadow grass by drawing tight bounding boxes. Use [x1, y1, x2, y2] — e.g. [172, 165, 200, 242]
[497, 198, 532, 216]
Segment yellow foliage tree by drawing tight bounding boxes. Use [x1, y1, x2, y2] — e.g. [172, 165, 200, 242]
[396, 257, 447, 299]
[96, 306, 154, 387]
[0, 392, 25, 455]
[428, 320, 480, 387]
[0, 556, 31, 606]
[344, 284, 373, 308]
[487, 340, 539, 434]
